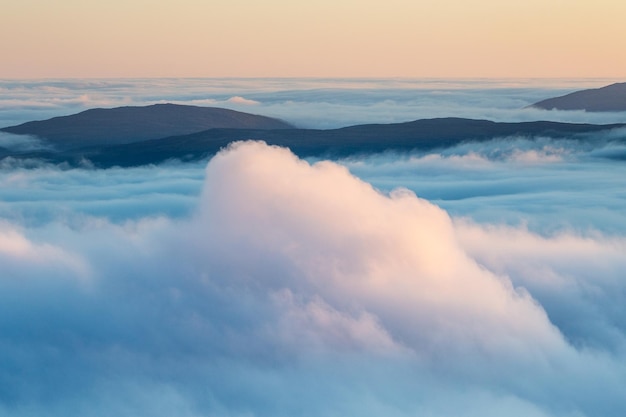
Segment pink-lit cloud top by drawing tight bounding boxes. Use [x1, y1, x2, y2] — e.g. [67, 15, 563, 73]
[2, 0, 626, 78]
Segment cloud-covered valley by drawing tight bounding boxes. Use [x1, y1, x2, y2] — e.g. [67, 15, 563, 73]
[3, 78, 626, 129]
[1, 140, 626, 417]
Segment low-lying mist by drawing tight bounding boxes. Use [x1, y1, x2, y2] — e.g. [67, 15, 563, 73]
[3, 78, 626, 129]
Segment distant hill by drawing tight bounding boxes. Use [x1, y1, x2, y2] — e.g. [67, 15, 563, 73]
[5, 118, 624, 168]
[531, 83, 626, 112]
[1, 103, 293, 148]
[87, 118, 625, 166]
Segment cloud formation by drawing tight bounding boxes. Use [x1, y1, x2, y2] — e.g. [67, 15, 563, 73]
[0, 132, 52, 152]
[3, 79, 626, 129]
[1, 142, 625, 416]
[341, 135, 626, 234]
[198, 142, 562, 357]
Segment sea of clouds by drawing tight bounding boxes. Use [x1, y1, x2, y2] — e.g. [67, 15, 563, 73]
[3, 78, 626, 129]
[1, 79, 626, 416]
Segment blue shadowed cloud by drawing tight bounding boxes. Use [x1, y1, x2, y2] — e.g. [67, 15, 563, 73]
[1, 141, 626, 416]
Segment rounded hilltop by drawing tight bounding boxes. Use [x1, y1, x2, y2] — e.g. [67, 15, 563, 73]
[531, 82, 626, 112]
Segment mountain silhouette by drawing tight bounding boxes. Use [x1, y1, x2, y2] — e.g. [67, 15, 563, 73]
[3, 117, 624, 167]
[1, 103, 293, 148]
[531, 83, 626, 112]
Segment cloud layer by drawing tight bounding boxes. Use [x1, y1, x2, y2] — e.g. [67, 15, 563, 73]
[3, 78, 626, 129]
[342, 135, 626, 234]
[1, 141, 626, 416]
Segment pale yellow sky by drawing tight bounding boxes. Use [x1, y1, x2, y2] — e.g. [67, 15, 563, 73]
[1, 0, 625, 78]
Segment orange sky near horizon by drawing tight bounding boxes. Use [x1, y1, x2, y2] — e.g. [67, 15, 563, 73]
[2, 0, 625, 79]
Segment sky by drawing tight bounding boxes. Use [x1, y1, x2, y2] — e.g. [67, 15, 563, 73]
[2, 0, 626, 78]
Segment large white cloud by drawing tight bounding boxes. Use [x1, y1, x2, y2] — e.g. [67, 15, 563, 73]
[1, 141, 626, 416]
[196, 141, 564, 358]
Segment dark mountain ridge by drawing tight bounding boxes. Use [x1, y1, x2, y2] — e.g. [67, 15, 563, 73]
[531, 82, 626, 112]
[1, 103, 293, 148]
[5, 118, 624, 168]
